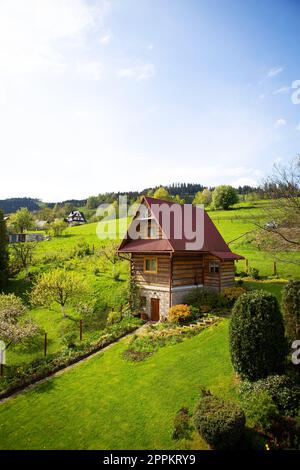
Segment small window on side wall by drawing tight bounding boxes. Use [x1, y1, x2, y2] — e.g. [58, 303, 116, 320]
[209, 261, 219, 274]
[144, 257, 158, 273]
[141, 296, 147, 309]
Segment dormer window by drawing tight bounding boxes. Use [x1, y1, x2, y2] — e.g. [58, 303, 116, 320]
[144, 257, 158, 273]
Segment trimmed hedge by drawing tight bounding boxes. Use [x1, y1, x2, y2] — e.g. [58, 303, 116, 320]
[229, 290, 287, 381]
[282, 281, 300, 345]
[0, 318, 142, 399]
[193, 394, 246, 449]
[240, 375, 300, 417]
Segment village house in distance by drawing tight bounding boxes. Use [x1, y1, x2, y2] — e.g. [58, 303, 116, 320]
[118, 196, 244, 321]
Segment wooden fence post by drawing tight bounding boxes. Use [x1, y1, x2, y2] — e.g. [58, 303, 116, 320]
[245, 258, 249, 273]
[273, 261, 277, 276]
[80, 320, 83, 341]
[44, 333, 47, 356]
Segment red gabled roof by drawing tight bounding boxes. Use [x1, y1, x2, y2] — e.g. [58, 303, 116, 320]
[118, 196, 244, 260]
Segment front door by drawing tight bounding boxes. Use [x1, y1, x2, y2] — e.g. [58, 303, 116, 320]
[150, 298, 160, 321]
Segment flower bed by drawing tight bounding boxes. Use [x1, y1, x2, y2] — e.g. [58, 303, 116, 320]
[123, 316, 219, 362]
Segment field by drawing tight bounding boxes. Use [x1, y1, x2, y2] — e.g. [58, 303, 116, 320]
[0, 320, 238, 450]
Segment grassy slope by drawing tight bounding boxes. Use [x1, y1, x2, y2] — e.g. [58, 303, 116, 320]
[208, 201, 300, 279]
[0, 320, 234, 450]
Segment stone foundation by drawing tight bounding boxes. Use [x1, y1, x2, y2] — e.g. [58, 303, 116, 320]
[139, 284, 204, 321]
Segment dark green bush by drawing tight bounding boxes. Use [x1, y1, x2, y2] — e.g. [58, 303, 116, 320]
[249, 267, 259, 279]
[172, 407, 193, 440]
[229, 290, 287, 381]
[282, 281, 300, 345]
[183, 288, 225, 312]
[193, 394, 246, 449]
[240, 390, 280, 431]
[240, 375, 300, 417]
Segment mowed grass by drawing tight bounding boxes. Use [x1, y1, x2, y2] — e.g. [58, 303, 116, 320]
[0, 320, 235, 450]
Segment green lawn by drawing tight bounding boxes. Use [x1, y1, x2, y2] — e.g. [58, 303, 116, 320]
[0, 320, 235, 450]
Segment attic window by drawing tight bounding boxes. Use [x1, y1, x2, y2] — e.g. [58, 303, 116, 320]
[144, 257, 158, 273]
[147, 223, 157, 238]
[209, 261, 219, 274]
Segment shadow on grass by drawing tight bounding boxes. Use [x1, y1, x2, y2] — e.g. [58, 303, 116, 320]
[34, 379, 57, 395]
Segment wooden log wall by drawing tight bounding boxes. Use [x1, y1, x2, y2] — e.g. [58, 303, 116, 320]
[172, 254, 204, 287]
[131, 253, 170, 287]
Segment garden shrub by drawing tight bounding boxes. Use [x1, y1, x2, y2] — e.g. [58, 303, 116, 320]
[106, 310, 122, 326]
[249, 267, 259, 279]
[172, 407, 193, 440]
[168, 304, 191, 323]
[229, 290, 287, 381]
[183, 288, 224, 312]
[221, 286, 247, 307]
[282, 281, 300, 345]
[193, 394, 246, 449]
[70, 239, 91, 258]
[240, 390, 280, 431]
[240, 375, 300, 417]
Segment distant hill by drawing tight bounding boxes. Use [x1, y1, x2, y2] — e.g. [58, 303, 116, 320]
[0, 183, 258, 214]
[0, 198, 41, 214]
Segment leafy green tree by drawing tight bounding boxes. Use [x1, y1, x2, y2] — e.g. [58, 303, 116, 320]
[10, 207, 34, 233]
[193, 188, 212, 206]
[99, 241, 121, 279]
[36, 206, 55, 223]
[229, 290, 287, 381]
[31, 269, 91, 317]
[173, 194, 185, 204]
[212, 185, 238, 210]
[11, 242, 37, 279]
[86, 196, 99, 209]
[153, 187, 171, 201]
[0, 293, 38, 349]
[0, 211, 9, 289]
[46, 219, 68, 237]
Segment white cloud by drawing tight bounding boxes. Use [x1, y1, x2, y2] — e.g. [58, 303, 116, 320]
[147, 43, 154, 51]
[274, 85, 290, 95]
[100, 33, 112, 45]
[267, 66, 283, 78]
[0, 0, 102, 76]
[296, 122, 300, 131]
[274, 118, 287, 128]
[76, 61, 103, 80]
[117, 63, 155, 81]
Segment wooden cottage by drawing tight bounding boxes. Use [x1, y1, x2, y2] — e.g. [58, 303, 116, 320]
[65, 210, 86, 226]
[118, 196, 244, 321]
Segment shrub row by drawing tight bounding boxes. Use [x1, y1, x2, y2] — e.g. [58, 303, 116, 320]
[183, 286, 247, 313]
[0, 318, 142, 399]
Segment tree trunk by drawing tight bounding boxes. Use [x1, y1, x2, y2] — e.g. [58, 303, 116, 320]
[61, 304, 66, 318]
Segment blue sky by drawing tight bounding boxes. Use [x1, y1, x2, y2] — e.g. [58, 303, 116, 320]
[0, 0, 299, 201]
